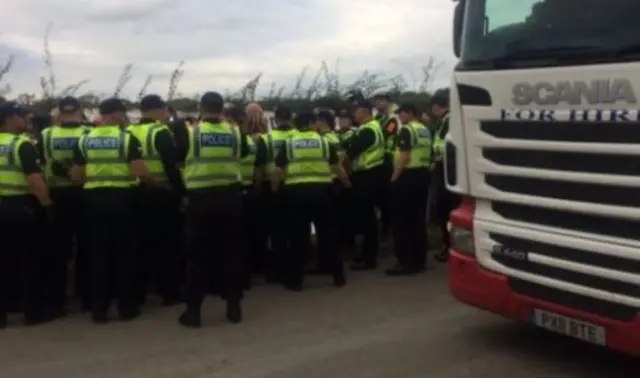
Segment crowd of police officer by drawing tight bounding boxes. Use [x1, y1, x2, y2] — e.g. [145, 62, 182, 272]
[0, 86, 456, 329]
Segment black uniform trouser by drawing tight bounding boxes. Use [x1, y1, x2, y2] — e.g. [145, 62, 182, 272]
[184, 188, 245, 309]
[0, 197, 44, 320]
[429, 163, 461, 250]
[267, 190, 290, 280]
[135, 187, 181, 302]
[242, 189, 269, 276]
[332, 181, 355, 250]
[175, 211, 185, 286]
[86, 189, 138, 316]
[45, 187, 89, 312]
[284, 184, 344, 287]
[352, 166, 386, 266]
[378, 158, 393, 236]
[391, 169, 430, 269]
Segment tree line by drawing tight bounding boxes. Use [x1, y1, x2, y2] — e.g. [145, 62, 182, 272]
[0, 24, 441, 114]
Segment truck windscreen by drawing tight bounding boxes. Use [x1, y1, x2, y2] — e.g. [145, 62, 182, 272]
[458, 0, 640, 69]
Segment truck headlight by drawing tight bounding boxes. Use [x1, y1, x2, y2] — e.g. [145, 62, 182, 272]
[449, 222, 474, 256]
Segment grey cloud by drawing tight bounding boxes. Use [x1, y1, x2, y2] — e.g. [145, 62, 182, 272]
[78, 0, 175, 23]
[0, 0, 456, 97]
[0, 44, 45, 96]
[6, 0, 335, 63]
[0, 43, 42, 72]
[75, 0, 330, 63]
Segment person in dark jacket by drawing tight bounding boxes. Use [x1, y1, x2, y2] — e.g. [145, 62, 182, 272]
[131, 95, 187, 307]
[428, 89, 460, 262]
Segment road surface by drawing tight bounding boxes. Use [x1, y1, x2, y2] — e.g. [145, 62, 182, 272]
[0, 260, 636, 378]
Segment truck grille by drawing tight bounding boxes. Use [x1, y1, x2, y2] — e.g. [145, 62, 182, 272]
[508, 278, 638, 322]
[491, 201, 640, 241]
[479, 120, 640, 317]
[490, 233, 640, 320]
[481, 120, 640, 208]
[480, 120, 640, 143]
[484, 175, 640, 207]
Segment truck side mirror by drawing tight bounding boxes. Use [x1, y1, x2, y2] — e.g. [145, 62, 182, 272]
[453, 1, 464, 58]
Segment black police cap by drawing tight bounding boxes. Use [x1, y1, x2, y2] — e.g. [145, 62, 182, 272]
[139, 94, 167, 111]
[58, 96, 81, 113]
[274, 105, 293, 121]
[294, 110, 316, 128]
[395, 103, 419, 115]
[354, 99, 374, 111]
[99, 97, 126, 115]
[431, 88, 450, 106]
[200, 91, 224, 106]
[224, 107, 245, 122]
[0, 101, 29, 123]
[316, 110, 335, 127]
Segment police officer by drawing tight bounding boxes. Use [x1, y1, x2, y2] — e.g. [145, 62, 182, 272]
[226, 107, 264, 285]
[166, 109, 190, 288]
[168, 111, 190, 164]
[0, 102, 54, 328]
[179, 92, 250, 328]
[307, 110, 342, 274]
[429, 89, 460, 262]
[70, 98, 153, 323]
[338, 108, 358, 177]
[336, 109, 357, 251]
[271, 110, 349, 290]
[374, 93, 399, 240]
[22, 109, 39, 141]
[253, 106, 296, 282]
[38, 96, 91, 315]
[128, 94, 186, 306]
[314, 110, 338, 141]
[346, 90, 365, 128]
[387, 104, 431, 275]
[345, 100, 386, 270]
[338, 108, 357, 147]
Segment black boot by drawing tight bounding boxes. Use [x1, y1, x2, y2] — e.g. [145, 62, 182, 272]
[385, 264, 418, 276]
[81, 299, 92, 313]
[92, 312, 108, 324]
[434, 249, 449, 263]
[332, 274, 346, 288]
[25, 310, 54, 326]
[118, 307, 141, 322]
[284, 282, 303, 292]
[308, 265, 331, 275]
[179, 307, 202, 328]
[162, 295, 182, 307]
[226, 301, 242, 324]
[351, 261, 377, 271]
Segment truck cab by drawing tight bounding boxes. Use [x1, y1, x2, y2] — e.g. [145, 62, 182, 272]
[446, 0, 640, 356]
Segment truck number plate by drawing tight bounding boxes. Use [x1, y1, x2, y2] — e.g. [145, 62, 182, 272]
[532, 309, 606, 346]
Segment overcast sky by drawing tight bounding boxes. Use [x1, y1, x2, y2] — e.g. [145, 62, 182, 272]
[0, 0, 456, 99]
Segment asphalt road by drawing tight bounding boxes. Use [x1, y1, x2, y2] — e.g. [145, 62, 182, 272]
[0, 260, 637, 378]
